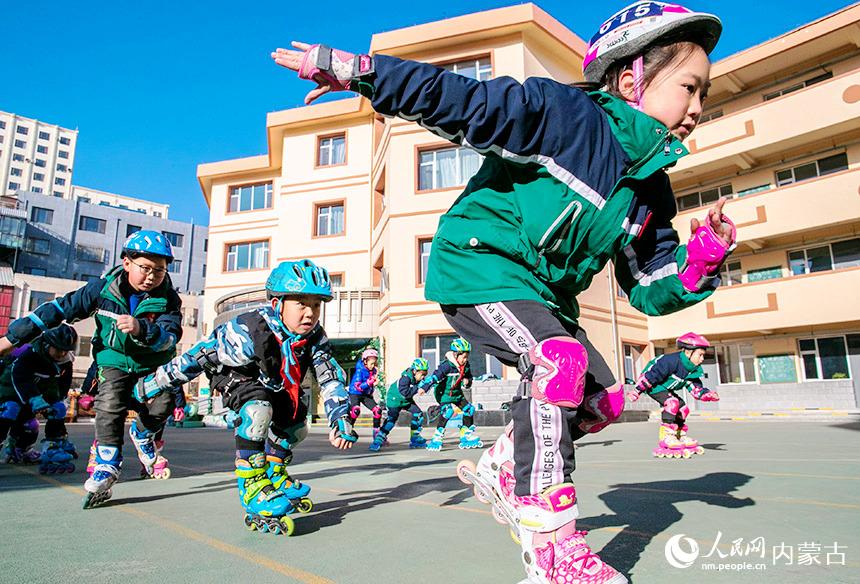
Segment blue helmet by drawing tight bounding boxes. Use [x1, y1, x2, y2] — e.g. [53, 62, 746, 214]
[450, 338, 472, 353]
[122, 230, 174, 262]
[266, 260, 333, 301]
[411, 358, 429, 371]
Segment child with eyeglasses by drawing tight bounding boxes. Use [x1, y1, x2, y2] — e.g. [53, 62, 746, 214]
[0, 229, 183, 509]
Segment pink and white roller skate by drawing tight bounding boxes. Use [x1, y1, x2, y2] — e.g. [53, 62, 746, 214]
[677, 425, 704, 456]
[653, 423, 689, 459]
[139, 440, 171, 479]
[86, 440, 98, 475]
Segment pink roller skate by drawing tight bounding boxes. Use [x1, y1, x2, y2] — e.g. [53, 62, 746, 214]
[139, 440, 171, 479]
[86, 440, 98, 475]
[677, 425, 704, 456]
[653, 424, 689, 459]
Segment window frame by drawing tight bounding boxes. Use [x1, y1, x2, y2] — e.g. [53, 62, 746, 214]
[223, 239, 271, 273]
[715, 343, 757, 385]
[798, 335, 852, 381]
[415, 143, 484, 193]
[315, 132, 348, 168]
[25, 237, 50, 255]
[676, 183, 733, 211]
[226, 181, 274, 214]
[437, 54, 494, 81]
[775, 152, 848, 187]
[162, 231, 184, 248]
[31, 206, 54, 225]
[313, 199, 346, 238]
[416, 235, 433, 287]
[78, 215, 106, 234]
[788, 236, 860, 276]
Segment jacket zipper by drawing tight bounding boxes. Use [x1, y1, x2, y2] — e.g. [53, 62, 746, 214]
[537, 200, 583, 256]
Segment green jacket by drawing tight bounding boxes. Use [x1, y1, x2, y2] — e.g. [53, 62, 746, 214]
[361, 56, 717, 325]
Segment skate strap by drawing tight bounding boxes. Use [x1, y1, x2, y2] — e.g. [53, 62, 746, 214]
[536, 531, 604, 579]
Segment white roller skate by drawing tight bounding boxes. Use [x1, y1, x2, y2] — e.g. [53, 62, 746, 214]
[128, 419, 160, 477]
[458, 425, 484, 449]
[653, 423, 689, 459]
[83, 444, 121, 509]
[140, 439, 171, 479]
[426, 427, 445, 451]
[677, 425, 704, 456]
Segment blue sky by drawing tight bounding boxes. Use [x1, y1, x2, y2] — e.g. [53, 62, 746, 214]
[1, 1, 853, 224]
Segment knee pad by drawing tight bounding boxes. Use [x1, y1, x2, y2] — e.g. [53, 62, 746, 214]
[527, 337, 588, 408]
[679, 405, 690, 421]
[235, 400, 273, 442]
[350, 405, 361, 419]
[0, 401, 21, 421]
[12, 418, 39, 448]
[269, 421, 308, 449]
[381, 418, 396, 433]
[578, 384, 625, 434]
[440, 403, 455, 420]
[411, 412, 424, 428]
[47, 401, 67, 421]
[462, 402, 476, 417]
[663, 396, 681, 416]
[371, 405, 382, 419]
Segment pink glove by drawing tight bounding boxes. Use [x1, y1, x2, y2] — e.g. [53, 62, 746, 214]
[367, 372, 377, 388]
[679, 214, 736, 292]
[78, 395, 95, 411]
[173, 407, 185, 423]
[298, 44, 374, 92]
[625, 388, 641, 402]
[699, 391, 720, 402]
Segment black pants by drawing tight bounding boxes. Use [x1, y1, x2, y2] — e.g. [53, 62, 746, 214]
[437, 397, 474, 429]
[95, 366, 173, 447]
[442, 300, 618, 496]
[380, 402, 423, 437]
[347, 394, 381, 429]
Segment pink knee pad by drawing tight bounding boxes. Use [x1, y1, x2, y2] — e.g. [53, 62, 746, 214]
[679, 405, 690, 421]
[350, 405, 361, 419]
[663, 397, 681, 416]
[528, 337, 588, 408]
[371, 405, 382, 419]
[578, 384, 625, 434]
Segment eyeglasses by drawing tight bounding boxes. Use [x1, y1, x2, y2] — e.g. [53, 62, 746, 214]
[130, 258, 168, 277]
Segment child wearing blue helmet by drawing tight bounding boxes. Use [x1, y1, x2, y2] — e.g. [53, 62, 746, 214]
[139, 259, 356, 535]
[0, 230, 183, 508]
[369, 357, 430, 451]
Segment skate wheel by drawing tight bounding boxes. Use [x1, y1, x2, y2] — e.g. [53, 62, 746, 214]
[156, 468, 171, 480]
[696, 447, 704, 455]
[244, 515, 257, 531]
[682, 451, 692, 459]
[270, 522, 282, 535]
[510, 529, 520, 545]
[296, 498, 313, 514]
[279, 516, 295, 536]
[456, 460, 476, 485]
[672, 452, 682, 459]
[474, 485, 491, 505]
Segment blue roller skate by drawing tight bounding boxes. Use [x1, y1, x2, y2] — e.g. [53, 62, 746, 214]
[458, 425, 483, 449]
[83, 444, 121, 509]
[368, 430, 388, 452]
[39, 439, 75, 473]
[372, 428, 389, 447]
[128, 419, 159, 478]
[238, 453, 295, 534]
[266, 453, 312, 513]
[426, 427, 445, 452]
[56, 437, 79, 461]
[409, 431, 427, 449]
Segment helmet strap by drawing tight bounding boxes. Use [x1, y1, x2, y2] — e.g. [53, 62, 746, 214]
[632, 55, 645, 111]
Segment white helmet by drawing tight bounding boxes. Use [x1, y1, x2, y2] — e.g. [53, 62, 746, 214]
[583, 1, 722, 84]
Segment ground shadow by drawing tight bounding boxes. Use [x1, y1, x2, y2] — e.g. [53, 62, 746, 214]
[575, 440, 622, 449]
[700, 443, 726, 451]
[578, 472, 755, 581]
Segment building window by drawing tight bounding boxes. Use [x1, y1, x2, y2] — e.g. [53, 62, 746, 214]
[32, 187, 43, 194]
[77, 336, 92, 357]
[34, 159, 46, 167]
[329, 273, 344, 289]
[719, 261, 742, 286]
[16, 126, 28, 135]
[716, 343, 756, 384]
[12, 154, 24, 162]
[58, 150, 69, 159]
[168, 259, 182, 274]
[228, 182, 273, 213]
[163, 231, 184, 248]
[57, 164, 67, 172]
[763, 71, 832, 101]
[418, 146, 482, 191]
[54, 177, 66, 186]
[677, 183, 733, 211]
[28, 291, 55, 311]
[25, 238, 50, 255]
[0, 120, 5, 129]
[746, 266, 782, 283]
[153, 211, 162, 218]
[737, 184, 772, 197]
[775, 152, 848, 187]
[80, 274, 100, 283]
[622, 344, 645, 384]
[315, 202, 345, 236]
[418, 238, 432, 284]
[31, 207, 53, 224]
[419, 332, 502, 379]
[203, 238, 208, 252]
[202, 264, 207, 277]
[36, 145, 48, 154]
[75, 244, 106, 263]
[799, 337, 851, 380]
[26, 267, 47, 276]
[317, 134, 346, 166]
[225, 240, 269, 272]
[53, 191, 63, 197]
[59, 136, 70, 145]
[8, 182, 20, 191]
[78, 216, 106, 233]
[182, 307, 198, 327]
[14, 139, 26, 149]
[10, 168, 22, 177]
[700, 110, 723, 123]
[38, 131, 50, 140]
[441, 56, 492, 81]
[789, 237, 860, 275]
[126, 224, 141, 237]
[33, 172, 44, 182]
